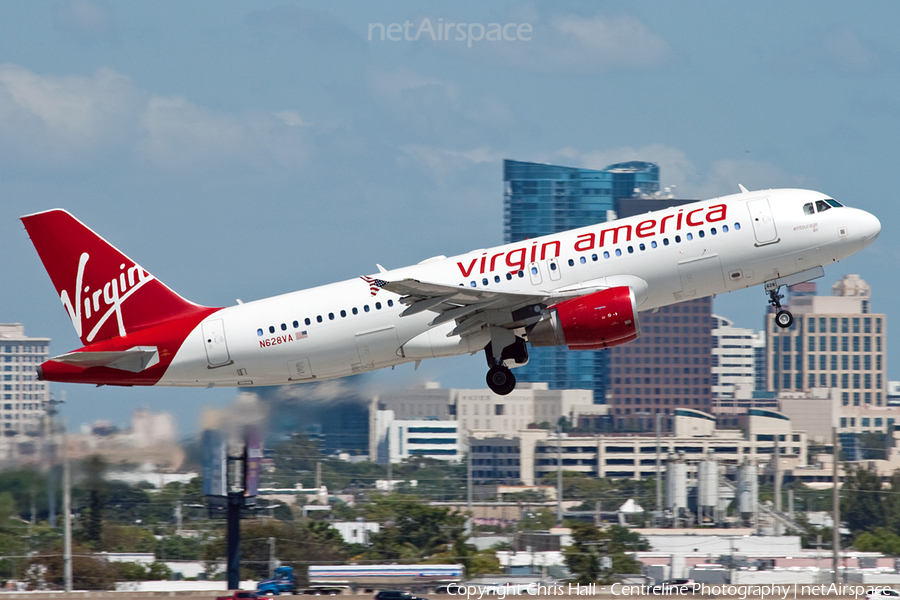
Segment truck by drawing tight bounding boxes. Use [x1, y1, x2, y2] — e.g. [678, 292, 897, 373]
[257, 566, 297, 596]
[308, 564, 463, 593]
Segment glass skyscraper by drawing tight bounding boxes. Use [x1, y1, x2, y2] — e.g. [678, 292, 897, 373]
[503, 159, 659, 403]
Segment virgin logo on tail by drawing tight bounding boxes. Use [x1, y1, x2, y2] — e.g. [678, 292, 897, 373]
[60, 252, 155, 342]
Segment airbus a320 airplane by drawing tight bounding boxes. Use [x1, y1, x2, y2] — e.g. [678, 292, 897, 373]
[21, 186, 880, 395]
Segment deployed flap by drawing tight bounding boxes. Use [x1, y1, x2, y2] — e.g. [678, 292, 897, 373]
[50, 346, 160, 373]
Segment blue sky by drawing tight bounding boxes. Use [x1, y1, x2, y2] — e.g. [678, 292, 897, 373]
[2, 1, 898, 435]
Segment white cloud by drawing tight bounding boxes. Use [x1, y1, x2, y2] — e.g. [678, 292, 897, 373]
[54, 0, 114, 39]
[546, 13, 674, 72]
[369, 68, 458, 100]
[397, 144, 501, 184]
[776, 27, 879, 75]
[0, 63, 312, 169]
[273, 110, 311, 127]
[557, 144, 805, 199]
[0, 64, 137, 160]
[428, 9, 675, 76]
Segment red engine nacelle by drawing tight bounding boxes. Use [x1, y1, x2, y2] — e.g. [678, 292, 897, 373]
[528, 286, 641, 350]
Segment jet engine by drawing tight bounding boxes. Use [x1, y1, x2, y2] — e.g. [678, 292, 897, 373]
[528, 286, 641, 350]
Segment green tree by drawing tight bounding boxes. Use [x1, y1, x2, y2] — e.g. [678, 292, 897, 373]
[78, 455, 107, 548]
[854, 528, 900, 555]
[563, 523, 646, 584]
[841, 464, 885, 534]
[363, 494, 467, 561]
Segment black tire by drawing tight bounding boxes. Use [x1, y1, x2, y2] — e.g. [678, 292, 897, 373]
[486, 365, 516, 395]
[775, 310, 793, 328]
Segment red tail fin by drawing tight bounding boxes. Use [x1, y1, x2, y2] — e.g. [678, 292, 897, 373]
[21, 209, 210, 345]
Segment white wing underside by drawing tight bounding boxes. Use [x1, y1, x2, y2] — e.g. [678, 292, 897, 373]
[381, 278, 597, 339]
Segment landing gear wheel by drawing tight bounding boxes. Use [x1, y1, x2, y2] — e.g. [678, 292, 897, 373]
[486, 365, 516, 396]
[775, 310, 794, 329]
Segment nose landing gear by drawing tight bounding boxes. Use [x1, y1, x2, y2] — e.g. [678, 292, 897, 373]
[767, 284, 793, 328]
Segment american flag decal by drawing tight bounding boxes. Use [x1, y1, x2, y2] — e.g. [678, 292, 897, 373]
[360, 276, 385, 296]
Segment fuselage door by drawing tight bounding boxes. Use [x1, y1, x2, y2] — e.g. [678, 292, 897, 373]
[528, 262, 543, 286]
[201, 319, 232, 368]
[747, 197, 779, 246]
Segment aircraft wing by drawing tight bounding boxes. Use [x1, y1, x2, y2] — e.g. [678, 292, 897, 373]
[379, 275, 650, 338]
[380, 278, 560, 338]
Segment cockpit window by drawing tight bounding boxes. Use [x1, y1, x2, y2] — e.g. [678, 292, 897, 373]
[803, 202, 815, 215]
[816, 200, 831, 213]
[825, 198, 843, 208]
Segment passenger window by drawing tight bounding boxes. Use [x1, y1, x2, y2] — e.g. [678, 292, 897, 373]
[470, 281, 476, 287]
[592, 254, 598, 261]
[803, 202, 815, 215]
[352, 308, 358, 315]
[675, 235, 681, 243]
[518, 270, 524, 278]
[317, 316, 323, 323]
[506, 272, 513, 280]
[376, 302, 382, 310]
[722, 225, 729, 232]
[494, 275, 501, 283]
[816, 200, 831, 212]
[305, 318, 311, 325]
[615, 248, 622, 256]
[531, 266, 538, 275]
[567, 259, 574, 267]
[340, 310, 346, 318]
[364, 305, 370, 312]
[269, 326, 275, 333]
[603, 251, 610, 259]
[387, 299, 393, 307]
[710, 228, 716, 235]
[686, 233, 693, 240]
[651, 241, 657, 248]
[328, 313, 334, 320]
[734, 223, 741, 230]
[663, 238, 669, 246]
[292, 320, 299, 328]
[580, 256, 586, 264]
[482, 278, 489, 286]
[639, 243, 646, 251]
[257, 329, 263, 336]
[281, 323, 287, 331]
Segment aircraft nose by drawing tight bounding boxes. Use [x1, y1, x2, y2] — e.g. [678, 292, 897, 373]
[859, 209, 881, 249]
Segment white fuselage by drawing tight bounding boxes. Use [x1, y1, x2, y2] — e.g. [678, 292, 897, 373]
[160, 188, 878, 387]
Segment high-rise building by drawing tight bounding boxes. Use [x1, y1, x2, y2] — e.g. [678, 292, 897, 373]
[710, 315, 766, 400]
[607, 297, 713, 431]
[766, 275, 887, 407]
[0, 324, 50, 435]
[503, 160, 659, 403]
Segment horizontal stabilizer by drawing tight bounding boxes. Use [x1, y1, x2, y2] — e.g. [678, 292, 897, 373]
[50, 346, 160, 373]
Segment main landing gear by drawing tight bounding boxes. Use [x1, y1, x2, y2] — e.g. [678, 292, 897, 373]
[487, 365, 516, 396]
[767, 284, 793, 329]
[484, 332, 528, 396]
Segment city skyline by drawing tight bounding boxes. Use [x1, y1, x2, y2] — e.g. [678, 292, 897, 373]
[0, 2, 896, 432]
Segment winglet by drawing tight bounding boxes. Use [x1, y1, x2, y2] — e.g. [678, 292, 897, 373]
[376, 264, 387, 273]
[738, 184, 749, 193]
